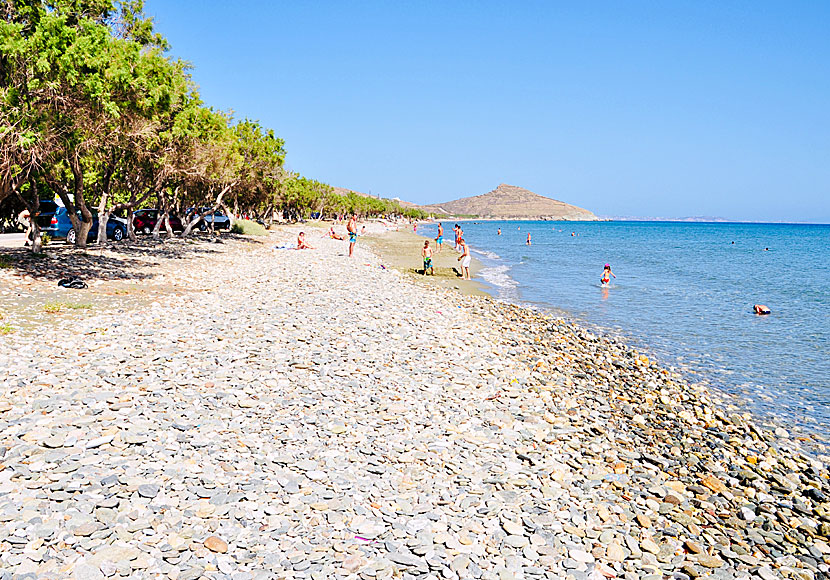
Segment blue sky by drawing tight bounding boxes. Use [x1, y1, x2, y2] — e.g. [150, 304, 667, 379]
[148, 1, 830, 222]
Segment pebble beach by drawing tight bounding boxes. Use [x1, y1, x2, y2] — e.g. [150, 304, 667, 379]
[0, 226, 829, 580]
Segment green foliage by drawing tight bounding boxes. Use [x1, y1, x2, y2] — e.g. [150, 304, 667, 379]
[0, 255, 13, 269]
[41, 233, 51, 245]
[1, 0, 419, 243]
[0, 323, 13, 335]
[230, 220, 267, 236]
[43, 301, 92, 313]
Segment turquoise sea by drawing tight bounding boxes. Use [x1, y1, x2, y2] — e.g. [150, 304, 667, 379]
[418, 221, 830, 438]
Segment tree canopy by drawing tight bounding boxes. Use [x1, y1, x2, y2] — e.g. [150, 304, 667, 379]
[0, 0, 424, 249]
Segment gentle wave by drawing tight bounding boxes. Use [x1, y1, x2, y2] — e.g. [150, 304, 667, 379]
[471, 248, 501, 260]
[478, 264, 520, 299]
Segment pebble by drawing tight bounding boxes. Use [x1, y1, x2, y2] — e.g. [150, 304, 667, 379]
[204, 536, 229, 553]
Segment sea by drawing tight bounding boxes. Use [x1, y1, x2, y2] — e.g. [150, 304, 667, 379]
[418, 220, 830, 439]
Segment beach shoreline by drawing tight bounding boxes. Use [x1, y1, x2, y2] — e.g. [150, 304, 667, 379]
[0, 226, 828, 579]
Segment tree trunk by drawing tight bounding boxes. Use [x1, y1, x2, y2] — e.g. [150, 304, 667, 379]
[152, 191, 165, 240]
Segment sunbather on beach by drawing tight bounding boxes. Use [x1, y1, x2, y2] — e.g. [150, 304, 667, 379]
[457, 238, 471, 280]
[297, 232, 314, 250]
[422, 240, 434, 275]
[329, 227, 343, 240]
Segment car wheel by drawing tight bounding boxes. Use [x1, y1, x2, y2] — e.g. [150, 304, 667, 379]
[66, 229, 76, 245]
[113, 227, 124, 241]
[142, 225, 151, 235]
[199, 222, 207, 231]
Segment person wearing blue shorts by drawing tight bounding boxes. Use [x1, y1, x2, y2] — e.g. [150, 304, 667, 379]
[347, 214, 357, 258]
[435, 222, 444, 252]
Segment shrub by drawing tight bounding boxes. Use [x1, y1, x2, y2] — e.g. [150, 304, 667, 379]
[230, 220, 268, 236]
[0, 255, 12, 269]
[41, 233, 51, 246]
[0, 324, 13, 335]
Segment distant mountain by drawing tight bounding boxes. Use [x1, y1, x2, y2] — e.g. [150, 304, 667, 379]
[422, 184, 598, 220]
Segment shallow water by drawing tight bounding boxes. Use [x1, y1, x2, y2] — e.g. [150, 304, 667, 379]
[421, 221, 830, 436]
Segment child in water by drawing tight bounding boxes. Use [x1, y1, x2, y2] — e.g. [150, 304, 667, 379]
[601, 263, 615, 286]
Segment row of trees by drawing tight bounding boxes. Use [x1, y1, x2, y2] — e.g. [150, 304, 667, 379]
[0, 0, 424, 251]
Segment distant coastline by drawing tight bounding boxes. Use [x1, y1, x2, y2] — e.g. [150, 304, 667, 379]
[602, 216, 830, 225]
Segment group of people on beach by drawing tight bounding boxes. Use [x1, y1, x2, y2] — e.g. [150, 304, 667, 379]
[422, 222, 618, 287]
[420, 222, 471, 280]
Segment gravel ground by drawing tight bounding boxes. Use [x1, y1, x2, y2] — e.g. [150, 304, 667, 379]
[0, 227, 828, 580]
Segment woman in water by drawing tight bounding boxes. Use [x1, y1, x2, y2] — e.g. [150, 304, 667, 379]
[600, 263, 616, 286]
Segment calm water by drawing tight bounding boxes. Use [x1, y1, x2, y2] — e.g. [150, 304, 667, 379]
[419, 221, 830, 437]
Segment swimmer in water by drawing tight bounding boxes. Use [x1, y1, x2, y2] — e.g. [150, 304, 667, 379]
[600, 263, 615, 286]
[526, 232, 531, 245]
[497, 228, 501, 235]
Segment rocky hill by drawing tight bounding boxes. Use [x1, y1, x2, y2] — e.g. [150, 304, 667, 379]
[423, 184, 598, 220]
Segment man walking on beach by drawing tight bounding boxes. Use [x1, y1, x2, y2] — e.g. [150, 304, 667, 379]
[436, 222, 444, 253]
[347, 214, 357, 258]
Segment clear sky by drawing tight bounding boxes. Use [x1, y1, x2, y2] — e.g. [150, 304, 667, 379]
[148, 1, 830, 222]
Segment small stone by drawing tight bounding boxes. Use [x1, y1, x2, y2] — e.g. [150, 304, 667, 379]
[684, 540, 704, 554]
[606, 542, 625, 562]
[204, 536, 228, 553]
[73, 563, 104, 580]
[636, 514, 652, 528]
[696, 554, 724, 568]
[502, 520, 524, 535]
[137, 484, 159, 499]
[504, 535, 529, 548]
[641, 537, 660, 555]
[569, 549, 594, 563]
[700, 475, 727, 494]
[73, 523, 98, 537]
[387, 552, 428, 573]
[43, 434, 66, 448]
[342, 555, 365, 572]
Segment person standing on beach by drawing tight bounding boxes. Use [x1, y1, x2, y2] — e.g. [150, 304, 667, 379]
[435, 222, 444, 252]
[347, 214, 357, 258]
[457, 238, 471, 280]
[422, 240, 434, 275]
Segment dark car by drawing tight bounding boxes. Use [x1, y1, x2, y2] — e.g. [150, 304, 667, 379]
[133, 209, 184, 234]
[36, 201, 127, 243]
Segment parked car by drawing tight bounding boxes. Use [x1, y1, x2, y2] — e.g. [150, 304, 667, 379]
[36, 201, 127, 243]
[133, 209, 184, 234]
[185, 207, 231, 231]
